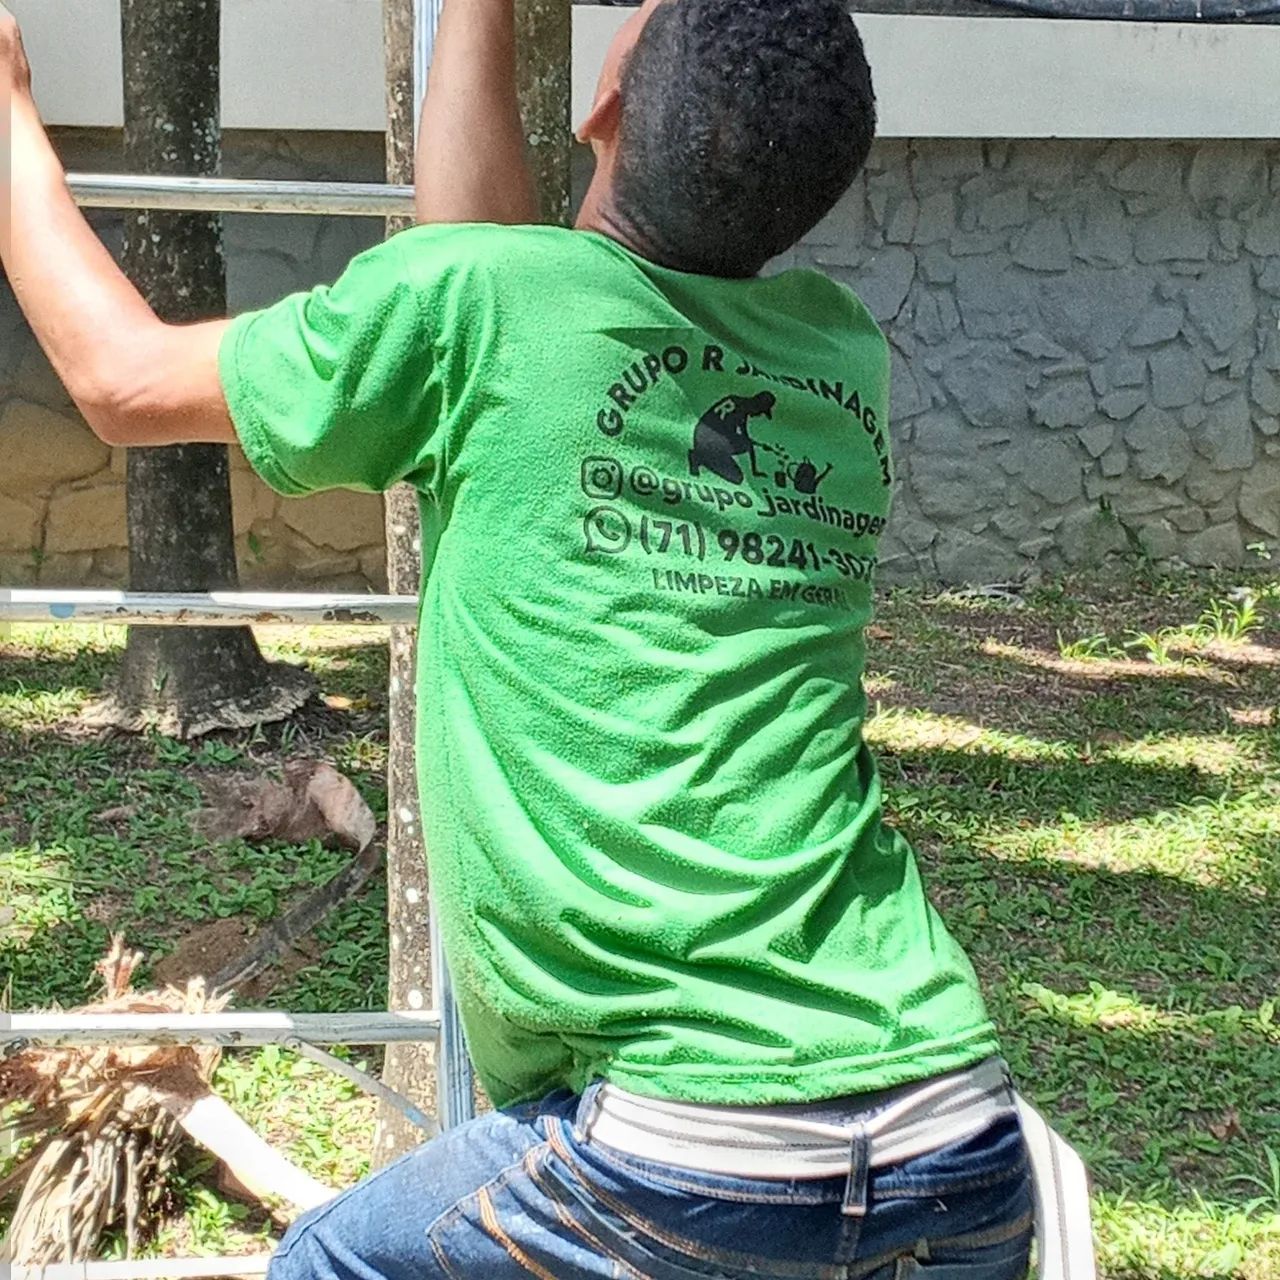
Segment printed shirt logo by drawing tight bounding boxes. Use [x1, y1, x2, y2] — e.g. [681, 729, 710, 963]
[688, 392, 834, 497]
[593, 343, 890, 492]
[577, 343, 891, 611]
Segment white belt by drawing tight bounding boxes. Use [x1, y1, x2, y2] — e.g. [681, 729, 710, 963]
[580, 1061, 1096, 1280]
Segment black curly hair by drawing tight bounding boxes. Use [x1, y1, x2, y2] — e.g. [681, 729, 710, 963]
[612, 0, 876, 278]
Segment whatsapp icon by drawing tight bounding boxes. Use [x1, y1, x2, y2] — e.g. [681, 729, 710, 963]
[583, 506, 632, 556]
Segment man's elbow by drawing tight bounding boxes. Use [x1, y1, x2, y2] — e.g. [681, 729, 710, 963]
[82, 410, 138, 448]
[68, 329, 232, 447]
[79, 395, 214, 448]
[71, 376, 153, 447]
[54, 329, 154, 444]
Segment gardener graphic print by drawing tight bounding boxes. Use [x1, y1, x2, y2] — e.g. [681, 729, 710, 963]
[688, 393, 776, 484]
[687, 392, 835, 495]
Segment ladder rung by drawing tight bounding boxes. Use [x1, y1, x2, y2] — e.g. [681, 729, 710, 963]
[10, 1258, 274, 1280]
[68, 173, 416, 218]
[2, 1010, 440, 1047]
[0, 589, 419, 627]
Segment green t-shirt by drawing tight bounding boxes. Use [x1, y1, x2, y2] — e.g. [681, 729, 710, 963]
[220, 224, 998, 1108]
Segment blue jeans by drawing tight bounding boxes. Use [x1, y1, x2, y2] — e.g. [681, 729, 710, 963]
[272, 1088, 1033, 1280]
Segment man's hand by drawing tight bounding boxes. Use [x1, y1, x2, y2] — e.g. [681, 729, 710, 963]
[1, 4, 33, 94]
[0, 8, 235, 447]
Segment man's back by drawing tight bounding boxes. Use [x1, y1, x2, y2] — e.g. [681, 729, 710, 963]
[228, 222, 998, 1108]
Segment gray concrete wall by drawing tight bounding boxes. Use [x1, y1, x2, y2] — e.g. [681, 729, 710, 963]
[779, 138, 1280, 581]
[2, 131, 1278, 588]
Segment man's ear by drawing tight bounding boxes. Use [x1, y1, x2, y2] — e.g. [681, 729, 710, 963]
[575, 84, 622, 148]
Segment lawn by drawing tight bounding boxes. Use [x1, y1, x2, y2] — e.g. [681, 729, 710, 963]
[2, 567, 1278, 1277]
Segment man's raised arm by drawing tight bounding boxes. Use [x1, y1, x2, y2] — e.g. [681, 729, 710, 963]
[0, 7, 235, 447]
[414, 0, 540, 225]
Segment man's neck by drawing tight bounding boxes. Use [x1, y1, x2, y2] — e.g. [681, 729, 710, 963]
[576, 180, 645, 256]
[573, 162, 674, 265]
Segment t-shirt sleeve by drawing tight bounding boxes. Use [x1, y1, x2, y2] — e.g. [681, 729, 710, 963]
[219, 235, 444, 496]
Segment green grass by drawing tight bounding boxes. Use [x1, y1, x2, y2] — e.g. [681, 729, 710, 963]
[0, 627, 389, 1256]
[870, 570, 1280, 1277]
[0, 626, 391, 1015]
[3, 569, 1279, 1276]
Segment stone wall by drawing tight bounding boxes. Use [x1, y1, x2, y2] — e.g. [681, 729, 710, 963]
[0, 129, 388, 590]
[781, 138, 1280, 581]
[2, 131, 1278, 587]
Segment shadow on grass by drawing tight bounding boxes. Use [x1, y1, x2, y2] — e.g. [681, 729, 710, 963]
[0, 633, 391, 698]
[0, 645, 117, 698]
[877, 739, 1255, 824]
[873, 641, 1278, 740]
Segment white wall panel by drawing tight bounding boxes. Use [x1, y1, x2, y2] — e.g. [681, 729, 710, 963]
[12, 1, 1279, 139]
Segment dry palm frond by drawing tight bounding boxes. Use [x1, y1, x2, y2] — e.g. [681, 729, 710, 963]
[1, 937, 227, 1265]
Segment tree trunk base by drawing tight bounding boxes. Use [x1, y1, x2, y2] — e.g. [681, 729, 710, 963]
[85, 628, 316, 739]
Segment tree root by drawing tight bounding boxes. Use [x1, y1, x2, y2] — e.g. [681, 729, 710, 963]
[84, 660, 316, 740]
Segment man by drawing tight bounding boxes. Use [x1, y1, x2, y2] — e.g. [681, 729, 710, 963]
[1, 1, 1041, 1275]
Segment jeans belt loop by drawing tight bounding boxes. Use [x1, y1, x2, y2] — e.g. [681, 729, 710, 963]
[841, 1120, 871, 1218]
[575, 1082, 605, 1145]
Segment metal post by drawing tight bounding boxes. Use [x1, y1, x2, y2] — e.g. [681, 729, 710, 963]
[430, 896, 476, 1129]
[412, 0, 479, 1133]
[413, 0, 447, 120]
